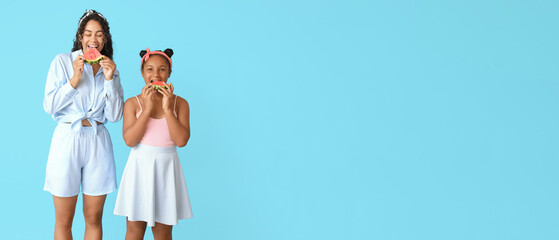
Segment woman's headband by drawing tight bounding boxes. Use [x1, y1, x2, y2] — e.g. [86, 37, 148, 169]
[78, 9, 107, 27]
[141, 48, 173, 69]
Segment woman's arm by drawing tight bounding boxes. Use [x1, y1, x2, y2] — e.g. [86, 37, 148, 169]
[104, 70, 124, 122]
[43, 55, 79, 115]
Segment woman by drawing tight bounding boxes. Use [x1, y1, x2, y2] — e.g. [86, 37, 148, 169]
[43, 9, 123, 240]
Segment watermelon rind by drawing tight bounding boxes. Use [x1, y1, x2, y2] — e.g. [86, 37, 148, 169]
[84, 56, 103, 65]
[151, 81, 168, 90]
[151, 85, 168, 90]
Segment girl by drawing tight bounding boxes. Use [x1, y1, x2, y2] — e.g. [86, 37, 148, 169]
[114, 48, 193, 240]
[43, 9, 123, 240]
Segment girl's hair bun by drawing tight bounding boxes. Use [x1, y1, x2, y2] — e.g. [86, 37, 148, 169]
[164, 48, 174, 58]
[139, 50, 147, 58]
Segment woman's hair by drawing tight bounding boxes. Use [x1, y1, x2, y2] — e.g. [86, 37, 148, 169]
[71, 10, 113, 59]
[139, 49, 174, 73]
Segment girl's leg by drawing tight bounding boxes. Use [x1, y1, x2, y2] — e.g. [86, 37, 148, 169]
[126, 219, 147, 240]
[82, 194, 106, 240]
[53, 195, 78, 240]
[152, 222, 173, 240]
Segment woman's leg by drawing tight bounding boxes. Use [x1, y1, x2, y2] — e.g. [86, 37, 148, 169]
[126, 219, 147, 240]
[152, 222, 173, 240]
[82, 194, 106, 240]
[53, 195, 78, 240]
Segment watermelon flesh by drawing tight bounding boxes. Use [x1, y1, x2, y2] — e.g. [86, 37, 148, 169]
[84, 47, 103, 64]
[151, 81, 168, 90]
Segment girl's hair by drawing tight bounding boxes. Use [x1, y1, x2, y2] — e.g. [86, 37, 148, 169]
[72, 10, 113, 59]
[139, 48, 174, 73]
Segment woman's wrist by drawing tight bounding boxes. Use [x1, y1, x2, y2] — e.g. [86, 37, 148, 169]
[70, 76, 79, 88]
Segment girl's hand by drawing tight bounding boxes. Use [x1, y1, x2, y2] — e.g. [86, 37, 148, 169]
[100, 56, 117, 80]
[71, 55, 85, 88]
[140, 84, 156, 114]
[158, 82, 175, 114]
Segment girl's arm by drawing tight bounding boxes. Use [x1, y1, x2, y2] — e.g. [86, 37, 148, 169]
[164, 96, 191, 147]
[122, 98, 148, 147]
[123, 86, 156, 147]
[103, 70, 124, 122]
[43, 54, 79, 115]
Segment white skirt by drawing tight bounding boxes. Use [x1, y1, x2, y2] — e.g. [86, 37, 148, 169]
[114, 144, 192, 226]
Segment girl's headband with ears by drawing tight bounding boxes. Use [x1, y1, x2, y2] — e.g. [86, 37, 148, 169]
[140, 48, 173, 69]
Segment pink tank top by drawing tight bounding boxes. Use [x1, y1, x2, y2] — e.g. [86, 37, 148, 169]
[135, 96, 178, 147]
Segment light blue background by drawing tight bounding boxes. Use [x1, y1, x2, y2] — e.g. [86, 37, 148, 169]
[1, 0, 558, 239]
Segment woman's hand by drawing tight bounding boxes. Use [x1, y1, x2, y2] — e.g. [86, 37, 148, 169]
[70, 55, 84, 88]
[140, 84, 156, 114]
[158, 82, 175, 114]
[100, 56, 117, 80]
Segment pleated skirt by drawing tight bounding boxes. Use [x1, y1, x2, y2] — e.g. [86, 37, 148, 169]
[114, 143, 192, 226]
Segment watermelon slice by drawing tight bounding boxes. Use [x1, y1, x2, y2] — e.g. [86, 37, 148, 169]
[84, 47, 103, 64]
[151, 81, 168, 90]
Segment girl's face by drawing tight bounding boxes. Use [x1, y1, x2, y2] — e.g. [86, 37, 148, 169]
[142, 55, 171, 85]
[80, 20, 105, 54]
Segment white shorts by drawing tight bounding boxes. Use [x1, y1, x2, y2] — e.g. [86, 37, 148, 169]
[44, 123, 117, 197]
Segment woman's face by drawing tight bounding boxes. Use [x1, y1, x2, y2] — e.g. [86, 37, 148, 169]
[81, 20, 105, 54]
[142, 55, 171, 85]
